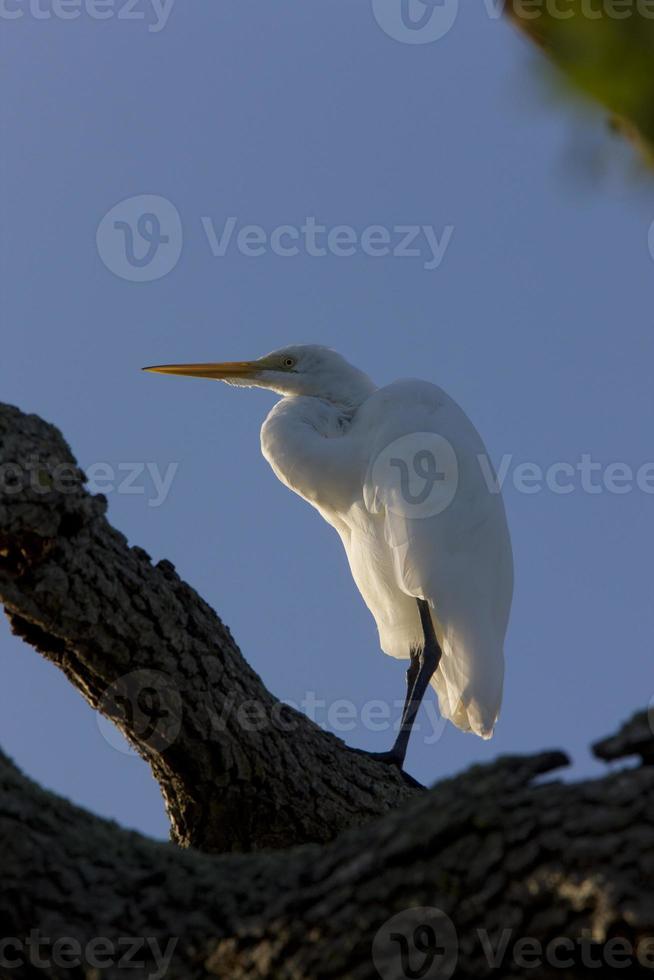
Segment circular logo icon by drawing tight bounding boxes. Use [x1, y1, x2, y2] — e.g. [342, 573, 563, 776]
[368, 432, 459, 521]
[97, 669, 182, 755]
[371, 0, 459, 44]
[96, 194, 182, 282]
[372, 907, 458, 980]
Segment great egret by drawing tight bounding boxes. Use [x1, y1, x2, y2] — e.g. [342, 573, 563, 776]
[144, 346, 513, 768]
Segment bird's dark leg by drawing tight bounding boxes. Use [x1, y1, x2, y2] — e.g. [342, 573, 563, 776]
[359, 599, 442, 771]
[378, 599, 442, 769]
[388, 599, 442, 767]
[400, 648, 421, 727]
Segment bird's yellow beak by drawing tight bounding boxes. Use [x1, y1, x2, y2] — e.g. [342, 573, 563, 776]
[142, 360, 261, 380]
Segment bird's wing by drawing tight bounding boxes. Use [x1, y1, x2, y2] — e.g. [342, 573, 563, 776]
[356, 380, 513, 738]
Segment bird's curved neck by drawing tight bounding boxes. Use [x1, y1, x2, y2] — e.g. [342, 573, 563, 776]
[311, 372, 378, 420]
[264, 394, 352, 446]
[260, 391, 369, 514]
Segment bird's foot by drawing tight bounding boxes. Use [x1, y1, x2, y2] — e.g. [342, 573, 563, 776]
[363, 749, 405, 769]
[349, 747, 425, 789]
[348, 745, 404, 769]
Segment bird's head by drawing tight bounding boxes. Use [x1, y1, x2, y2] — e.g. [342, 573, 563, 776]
[144, 345, 376, 410]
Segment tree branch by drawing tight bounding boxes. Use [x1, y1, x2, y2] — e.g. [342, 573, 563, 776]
[2, 404, 653, 976]
[1, 721, 653, 979]
[0, 402, 418, 854]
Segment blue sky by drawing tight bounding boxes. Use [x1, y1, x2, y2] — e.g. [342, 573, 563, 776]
[1, 0, 653, 840]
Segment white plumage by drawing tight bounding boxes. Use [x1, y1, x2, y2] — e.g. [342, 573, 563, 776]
[146, 345, 513, 751]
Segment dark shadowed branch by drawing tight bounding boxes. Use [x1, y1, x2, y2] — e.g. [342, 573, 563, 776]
[1, 724, 653, 978]
[0, 402, 418, 854]
[2, 402, 653, 979]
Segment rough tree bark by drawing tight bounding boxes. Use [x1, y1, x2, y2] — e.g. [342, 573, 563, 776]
[0, 403, 418, 854]
[1, 402, 653, 979]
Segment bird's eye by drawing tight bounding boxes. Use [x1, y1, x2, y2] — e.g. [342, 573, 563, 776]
[283, 357, 296, 369]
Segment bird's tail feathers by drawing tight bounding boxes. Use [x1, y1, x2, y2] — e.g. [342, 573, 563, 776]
[429, 612, 504, 740]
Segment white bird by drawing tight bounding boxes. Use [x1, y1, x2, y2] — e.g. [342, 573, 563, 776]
[144, 346, 513, 769]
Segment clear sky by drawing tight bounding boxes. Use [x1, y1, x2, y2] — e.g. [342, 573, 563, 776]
[1, 1, 653, 841]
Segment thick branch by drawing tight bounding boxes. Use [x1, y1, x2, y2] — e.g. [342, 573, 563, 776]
[0, 403, 418, 854]
[3, 404, 653, 976]
[1, 719, 653, 979]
